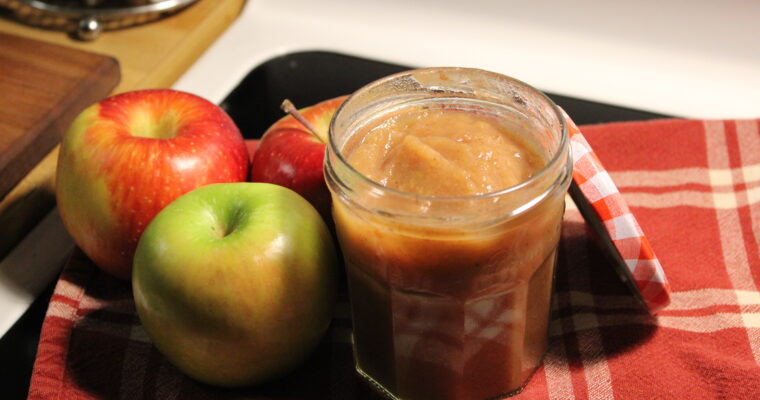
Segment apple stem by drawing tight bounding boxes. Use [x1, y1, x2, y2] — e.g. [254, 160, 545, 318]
[280, 99, 324, 143]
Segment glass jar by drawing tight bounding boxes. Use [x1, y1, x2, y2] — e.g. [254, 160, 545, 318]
[325, 67, 571, 400]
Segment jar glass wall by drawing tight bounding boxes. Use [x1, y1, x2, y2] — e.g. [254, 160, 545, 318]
[325, 68, 571, 400]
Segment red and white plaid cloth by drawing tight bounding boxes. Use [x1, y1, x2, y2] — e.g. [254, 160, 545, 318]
[29, 118, 760, 399]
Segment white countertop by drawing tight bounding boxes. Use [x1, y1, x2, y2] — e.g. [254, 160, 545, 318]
[175, 0, 760, 119]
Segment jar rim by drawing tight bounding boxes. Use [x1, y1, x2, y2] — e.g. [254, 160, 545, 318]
[327, 67, 569, 202]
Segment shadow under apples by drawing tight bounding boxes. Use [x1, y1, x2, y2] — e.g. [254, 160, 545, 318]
[67, 305, 381, 399]
[64, 256, 375, 400]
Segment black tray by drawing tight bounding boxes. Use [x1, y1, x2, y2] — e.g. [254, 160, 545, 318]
[2, 50, 668, 400]
[221, 51, 668, 140]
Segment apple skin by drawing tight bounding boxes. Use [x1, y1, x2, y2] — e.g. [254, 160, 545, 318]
[250, 96, 346, 222]
[132, 182, 337, 387]
[244, 139, 260, 165]
[56, 89, 249, 280]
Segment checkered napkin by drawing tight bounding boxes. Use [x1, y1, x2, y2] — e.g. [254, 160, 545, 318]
[29, 119, 760, 399]
[564, 114, 671, 313]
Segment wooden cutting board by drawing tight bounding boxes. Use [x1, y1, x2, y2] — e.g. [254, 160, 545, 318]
[0, 31, 120, 200]
[0, 0, 244, 259]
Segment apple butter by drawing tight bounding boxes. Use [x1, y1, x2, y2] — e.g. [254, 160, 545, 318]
[325, 68, 571, 400]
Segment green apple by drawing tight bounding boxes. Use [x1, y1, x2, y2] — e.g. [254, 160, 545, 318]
[132, 182, 337, 387]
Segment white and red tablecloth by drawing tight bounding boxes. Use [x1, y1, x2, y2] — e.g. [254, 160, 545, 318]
[28, 118, 760, 399]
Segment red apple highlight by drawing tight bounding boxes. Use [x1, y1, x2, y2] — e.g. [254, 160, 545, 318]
[56, 89, 249, 279]
[250, 96, 346, 222]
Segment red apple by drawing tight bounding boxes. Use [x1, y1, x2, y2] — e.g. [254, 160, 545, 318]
[244, 139, 260, 165]
[250, 96, 346, 222]
[56, 89, 249, 279]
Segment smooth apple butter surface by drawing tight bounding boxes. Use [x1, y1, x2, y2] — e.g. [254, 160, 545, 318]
[346, 108, 543, 196]
[333, 106, 564, 400]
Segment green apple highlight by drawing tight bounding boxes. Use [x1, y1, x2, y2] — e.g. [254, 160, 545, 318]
[132, 182, 337, 387]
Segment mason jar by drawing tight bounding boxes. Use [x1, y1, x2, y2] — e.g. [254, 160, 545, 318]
[324, 67, 571, 400]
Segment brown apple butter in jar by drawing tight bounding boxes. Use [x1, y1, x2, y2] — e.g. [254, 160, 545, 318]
[325, 68, 571, 400]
